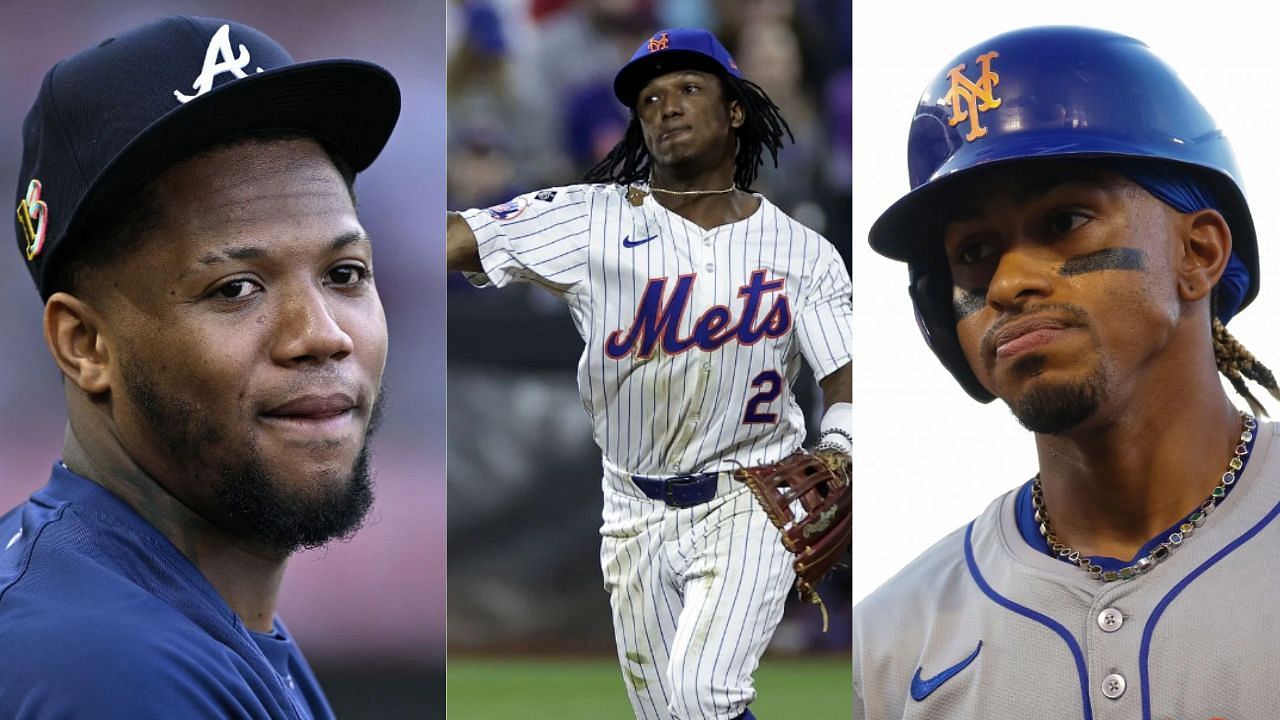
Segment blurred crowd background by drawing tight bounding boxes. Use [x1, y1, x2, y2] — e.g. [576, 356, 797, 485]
[446, 0, 853, 661]
[0, 2, 444, 718]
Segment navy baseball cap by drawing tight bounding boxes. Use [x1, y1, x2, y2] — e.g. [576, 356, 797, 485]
[15, 15, 401, 299]
[613, 28, 742, 108]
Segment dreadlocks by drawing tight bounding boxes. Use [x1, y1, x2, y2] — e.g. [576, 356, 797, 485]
[1213, 317, 1280, 418]
[583, 75, 793, 191]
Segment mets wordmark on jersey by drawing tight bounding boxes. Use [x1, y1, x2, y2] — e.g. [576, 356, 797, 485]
[462, 184, 852, 476]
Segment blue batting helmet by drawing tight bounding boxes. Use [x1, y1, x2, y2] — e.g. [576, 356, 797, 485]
[868, 26, 1258, 402]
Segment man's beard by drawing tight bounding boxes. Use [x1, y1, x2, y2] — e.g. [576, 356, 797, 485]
[123, 364, 383, 555]
[1005, 355, 1109, 435]
[213, 438, 376, 555]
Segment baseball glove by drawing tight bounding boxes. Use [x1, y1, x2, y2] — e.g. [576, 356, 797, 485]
[734, 450, 851, 630]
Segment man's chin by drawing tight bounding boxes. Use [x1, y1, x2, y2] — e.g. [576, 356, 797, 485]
[1005, 377, 1104, 435]
[215, 444, 375, 556]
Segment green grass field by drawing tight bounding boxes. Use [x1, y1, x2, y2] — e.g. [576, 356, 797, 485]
[447, 656, 850, 719]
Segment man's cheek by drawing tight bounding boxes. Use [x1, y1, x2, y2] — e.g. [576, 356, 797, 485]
[954, 315, 998, 391]
[953, 286, 986, 320]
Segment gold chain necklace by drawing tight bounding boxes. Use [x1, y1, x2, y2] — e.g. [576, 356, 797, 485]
[1033, 413, 1256, 582]
[645, 182, 736, 196]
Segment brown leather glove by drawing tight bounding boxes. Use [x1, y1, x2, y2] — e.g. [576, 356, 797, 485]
[734, 450, 851, 629]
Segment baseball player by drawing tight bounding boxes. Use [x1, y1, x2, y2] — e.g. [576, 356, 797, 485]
[446, 28, 853, 720]
[0, 17, 398, 718]
[856, 26, 1280, 718]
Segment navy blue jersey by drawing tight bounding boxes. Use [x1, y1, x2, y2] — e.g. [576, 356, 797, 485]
[0, 464, 332, 719]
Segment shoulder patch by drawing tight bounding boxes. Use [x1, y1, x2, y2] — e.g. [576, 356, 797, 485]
[534, 190, 557, 202]
[486, 198, 528, 221]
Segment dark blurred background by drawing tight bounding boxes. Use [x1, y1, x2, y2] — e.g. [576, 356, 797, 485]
[0, 2, 445, 718]
[446, 0, 852, 666]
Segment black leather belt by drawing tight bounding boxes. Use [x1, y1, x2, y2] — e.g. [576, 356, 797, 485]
[631, 472, 720, 508]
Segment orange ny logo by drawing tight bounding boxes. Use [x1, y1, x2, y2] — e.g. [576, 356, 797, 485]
[16, 179, 48, 261]
[647, 32, 670, 53]
[943, 51, 1002, 142]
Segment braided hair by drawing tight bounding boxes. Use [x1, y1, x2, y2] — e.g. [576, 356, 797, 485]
[583, 75, 793, 190]
[1210, 295, 1280, 417]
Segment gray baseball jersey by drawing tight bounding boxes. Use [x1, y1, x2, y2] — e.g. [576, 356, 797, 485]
[855, 420, 1280, 719]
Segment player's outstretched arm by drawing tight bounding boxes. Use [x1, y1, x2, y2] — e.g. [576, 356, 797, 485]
[446, 212, 482, 273]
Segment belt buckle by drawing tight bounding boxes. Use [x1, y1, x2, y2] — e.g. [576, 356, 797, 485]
[664, 473, 706, 508]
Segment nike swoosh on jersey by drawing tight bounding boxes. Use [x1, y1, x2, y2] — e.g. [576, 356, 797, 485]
[622, 234, 658, 248]
[910, 640, 983, 701]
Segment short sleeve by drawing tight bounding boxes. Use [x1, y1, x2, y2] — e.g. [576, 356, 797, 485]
[796, 238, 853, 380]
[460, 186, 592, 290]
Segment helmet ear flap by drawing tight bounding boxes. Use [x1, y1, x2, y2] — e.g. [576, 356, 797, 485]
[908, 259, 996, 403]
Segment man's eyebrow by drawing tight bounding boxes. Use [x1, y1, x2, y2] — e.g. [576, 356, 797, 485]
[194, 246, 268, 267]
[331, 231, 369, 250]
[183, 232, 369, 277]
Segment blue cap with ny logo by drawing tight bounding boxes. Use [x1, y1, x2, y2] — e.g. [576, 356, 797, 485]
[613, 28, 742, 109]
[14, 15, 401, 299]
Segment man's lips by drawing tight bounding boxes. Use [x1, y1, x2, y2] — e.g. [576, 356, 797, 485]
[260, 393, 361, 438]
[989, 317, 1074, 360]
[263, 393, 357, 418]
[659, 126, 691, 141]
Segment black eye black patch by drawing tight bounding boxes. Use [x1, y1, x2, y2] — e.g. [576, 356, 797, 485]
[953, 287, 987, 319]
[1059, 247, 1148, 277]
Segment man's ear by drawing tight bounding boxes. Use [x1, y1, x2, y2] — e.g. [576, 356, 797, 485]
[44, 291, 114, 395]
[729, 98, 745, 129]
[1176, 208, 1231, 303]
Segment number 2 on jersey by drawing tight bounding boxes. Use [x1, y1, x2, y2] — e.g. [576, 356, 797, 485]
[743, 370, 782, 424]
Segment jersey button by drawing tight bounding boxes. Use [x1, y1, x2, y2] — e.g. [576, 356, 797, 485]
[1101, 673, 1126, 699]
[1097, 608, 1123, 632]
[703, 237, 712, 246]
[705, 263, 715, 272]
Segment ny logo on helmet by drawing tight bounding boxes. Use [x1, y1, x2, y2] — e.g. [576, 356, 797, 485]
[647, 32, 670, 53]
[943, 51, 1002, 142]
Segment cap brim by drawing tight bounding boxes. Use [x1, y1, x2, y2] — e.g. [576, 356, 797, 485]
[613, 50, 733, 107]
[869, 142, 1260, 310]
[52, 58, 399, 291]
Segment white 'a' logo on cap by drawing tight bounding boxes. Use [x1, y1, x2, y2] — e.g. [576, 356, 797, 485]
[174, 24, 264, 104]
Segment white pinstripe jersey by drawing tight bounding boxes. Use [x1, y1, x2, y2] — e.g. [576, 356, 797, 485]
[855, 421, 1280, 720]
[462, 183, 852, 476]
